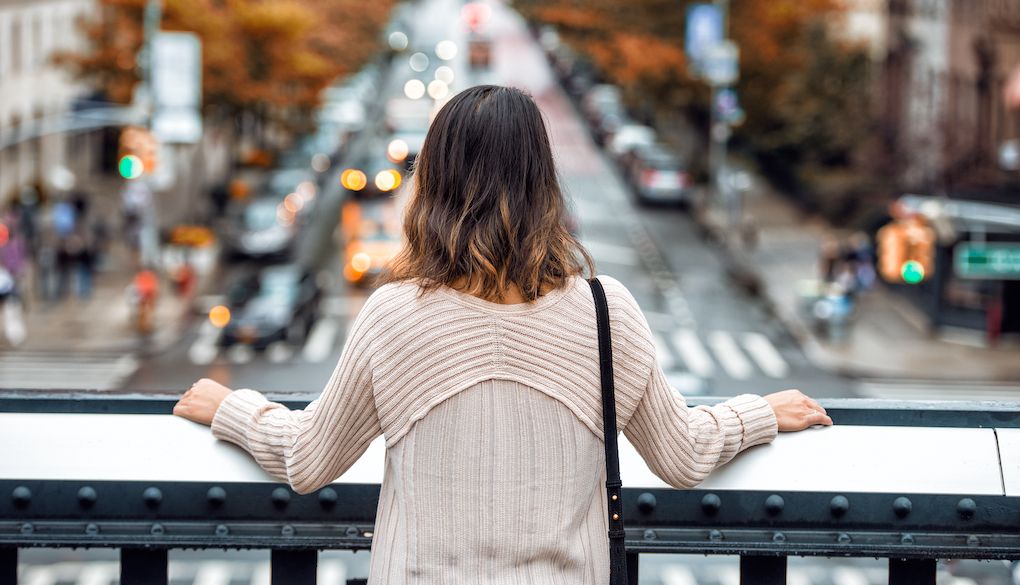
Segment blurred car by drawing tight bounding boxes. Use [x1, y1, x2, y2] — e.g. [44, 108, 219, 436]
[216, 265, 322, 349]
[582, 85, 627, 145]
[341, 145, 406, 200]
[608, 124, 656, 161]
[341, 199, 402, 287]
[221, 192, 303, 259]
[627, 144, 691, 206]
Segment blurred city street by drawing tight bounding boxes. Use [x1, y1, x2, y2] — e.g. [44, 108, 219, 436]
[2, 0, 1020, 582]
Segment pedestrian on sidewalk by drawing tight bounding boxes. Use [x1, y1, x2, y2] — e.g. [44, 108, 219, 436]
[174, 86, 831, 585]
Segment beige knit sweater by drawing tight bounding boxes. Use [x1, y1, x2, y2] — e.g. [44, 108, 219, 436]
[211, 275, 778, 584]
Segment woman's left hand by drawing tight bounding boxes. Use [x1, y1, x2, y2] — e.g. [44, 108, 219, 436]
[173, 378, 233, 426]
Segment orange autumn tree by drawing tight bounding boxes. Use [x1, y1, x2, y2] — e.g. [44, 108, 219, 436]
[517, 0, 875, 209]
[58, 0, 393, 132]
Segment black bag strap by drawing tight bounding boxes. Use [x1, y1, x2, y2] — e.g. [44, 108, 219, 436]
[588, 277, 628, 585]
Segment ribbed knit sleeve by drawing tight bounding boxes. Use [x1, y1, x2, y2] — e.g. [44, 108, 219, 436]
[596, 275, 778, 488]
[211, 293, 383, 495]
[624, 365, 777, 488]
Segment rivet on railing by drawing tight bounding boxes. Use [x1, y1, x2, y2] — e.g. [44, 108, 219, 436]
[150, 523, 165, 536]
[215, 524, 230, 537]
[271, 487, 290, 509]
[830, 495, 849, 518]
[893, 497, 912, 518]
[967, 535, 981, 547]
[319, 487, 338, 509]
[643, 529, 657, 540]
[85, 523, 99, 536]
[837, 532, 852, 545]
[345, 526, 360, 538]
[900, 533, 915, 545]
[11, 486, 31, 509]
[765, 494, 784, 516]
[773, 532, 787, 544]
[207, 486, 227, 508]
[957, 498, 977, 520]
[281, 524, 295, 537]
[637, 492, 656, 513]
[709, 529, 723, 542]
[143, 487, 163, 509]
[77, 486, 97, 509]
[20, 523, 33, 535]
[701, 493, 721, 516]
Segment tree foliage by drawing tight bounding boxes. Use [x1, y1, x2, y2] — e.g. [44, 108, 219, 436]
[517, 0, 876, 202]
[58, 0, 394, 123]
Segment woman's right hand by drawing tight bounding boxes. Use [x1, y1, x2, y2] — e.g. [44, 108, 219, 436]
[763, 389, 833, 432]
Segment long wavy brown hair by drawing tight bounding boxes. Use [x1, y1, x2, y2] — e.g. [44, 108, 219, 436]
[382, 85, 594, 302]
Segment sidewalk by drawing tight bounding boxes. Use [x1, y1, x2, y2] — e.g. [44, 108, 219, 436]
[8, 240, 218, 355]
[700, 186, 1020, 382]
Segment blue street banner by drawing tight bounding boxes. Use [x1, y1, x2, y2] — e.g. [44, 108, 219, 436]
[685, 3, 724, 76]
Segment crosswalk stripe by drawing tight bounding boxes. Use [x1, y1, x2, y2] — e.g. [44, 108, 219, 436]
[652, 332, 676, 370]
[0, 353, 138, 391]
[22, 566, 57, 585]
[303, 317, 341, 363]
[741, 332, 789, 378]
[707, 331, 753, 380]
[76, 562, 118, 585]
[858, 380, 1020, 402]
[660, 565, 696, 585]
[787, 568, 813, 585]
[250, 563, 271, 585]
[671, 328, 714, 378]
[832, 566, 870, 585]
[193, 561, 233, 585]
[318, 559, 347, 585]
[188, 320, 222, 365]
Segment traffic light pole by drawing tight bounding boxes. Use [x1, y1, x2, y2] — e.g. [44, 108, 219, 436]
[137, 0, 163, 268]
[707, 0, 740, 240]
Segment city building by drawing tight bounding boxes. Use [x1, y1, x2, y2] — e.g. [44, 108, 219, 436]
[0, 0, 99, 206]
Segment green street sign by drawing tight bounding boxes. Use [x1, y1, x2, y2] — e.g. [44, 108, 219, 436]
[954, 243, 1020, 280]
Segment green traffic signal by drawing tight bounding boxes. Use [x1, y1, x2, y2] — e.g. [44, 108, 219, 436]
[118, 155, 144, 180]
[901, 260, 925, 284]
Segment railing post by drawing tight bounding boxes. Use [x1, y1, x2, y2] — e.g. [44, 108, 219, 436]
[120, 548, 168, 585]
[626, 551, 639, 585]
[0, 548, 16, 585]
[740, 555, 787, 585]
[272, 549, 317, 584]
[888, 558, 936, 585]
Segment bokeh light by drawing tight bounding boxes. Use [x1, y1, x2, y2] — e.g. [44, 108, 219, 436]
[208, 305, 231, 328]
[436, 40, 458, 61]
[341, 169, 368, 191]
[388, 31, 409, 51]
[435, 66, 455, 84]
[387, 139, 409, 163]
[311, 153, 330, 173]
[374, 169, 402, 192]
[427, 79, 450, 100]
[404, 79, 426, 99]
[409, 52, 429, 72]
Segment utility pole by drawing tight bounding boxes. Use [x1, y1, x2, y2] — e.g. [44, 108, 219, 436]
[135, 0, 163, 268]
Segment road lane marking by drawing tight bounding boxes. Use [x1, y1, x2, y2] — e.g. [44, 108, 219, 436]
[581, 240, 641, 267]
[671, 329, 714, 378]
[188, 320, 222, 365]
[708, 331, 753, 380]
[76, 562, 118, 585]
[660, 565, 696, 585]
[194, 561, 234, 585]
[302, 317, 340, 363]
[741, 332, 790, 378]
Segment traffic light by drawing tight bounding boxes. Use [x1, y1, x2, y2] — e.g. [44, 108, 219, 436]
[877, 217, 936, 285]
[118, 126, 158, 179]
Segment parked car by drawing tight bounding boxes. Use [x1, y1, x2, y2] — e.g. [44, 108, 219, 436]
[627, 144, 692, 206]
[608, 124, 656, 161]
[341, 146, 406, 200]
[216, 265, 322, 349]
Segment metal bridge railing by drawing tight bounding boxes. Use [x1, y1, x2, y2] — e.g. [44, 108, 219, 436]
[2, 395, 1020, 585]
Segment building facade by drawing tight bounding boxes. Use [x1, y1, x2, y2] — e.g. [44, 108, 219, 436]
[0, 0, 98, 205]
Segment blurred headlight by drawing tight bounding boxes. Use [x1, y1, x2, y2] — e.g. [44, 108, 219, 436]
[341, 169, 367, 191]
[374, 169, 402, 192]
[351, 252, 372, 273]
